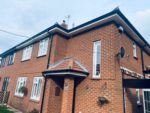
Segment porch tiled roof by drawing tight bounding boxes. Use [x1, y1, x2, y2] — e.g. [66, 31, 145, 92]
[47, 57, 88, 73]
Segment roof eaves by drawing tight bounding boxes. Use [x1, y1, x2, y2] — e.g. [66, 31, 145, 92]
[0, 23, 68, 57]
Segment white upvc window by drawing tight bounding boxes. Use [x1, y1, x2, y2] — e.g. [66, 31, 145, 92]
[15, 77, 27, 97]
[38, 38, 49, 57]
[31, 77, 43, 100]
[136, 89, 141, 104]
[143, 89, 150, 113]
[0, 58, 6, 67]
[133, 42, 137, 58]
[93, 41, 101, 78]
[8, 53, 15, 65]
[22, 45, 33, 61]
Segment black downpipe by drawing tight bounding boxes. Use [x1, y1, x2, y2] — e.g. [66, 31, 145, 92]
[40, 76, 47, 113]
[140, 48, 145, 79]
[40, 34, 54, 113]
[122, 73, 126, 113]
[72, 79, 77, 113]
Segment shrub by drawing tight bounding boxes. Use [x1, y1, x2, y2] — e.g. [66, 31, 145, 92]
[19, 86, 28, 96]
[97, 96, 109, 106]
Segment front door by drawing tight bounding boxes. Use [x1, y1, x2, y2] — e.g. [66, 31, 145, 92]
[143, 89, 150, 113]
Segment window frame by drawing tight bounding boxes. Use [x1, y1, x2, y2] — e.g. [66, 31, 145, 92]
[0, 58, 6, 68]
[93, 40, 101, 79]
[22, 45, 33, 61]
[15, 77, 27, 97]
[133, 42, 137, 58]
[38, 38, 49, 57]
[143, 89, 150, 113]
[8, 53, 15, 65]
[30, 77, 43, 101]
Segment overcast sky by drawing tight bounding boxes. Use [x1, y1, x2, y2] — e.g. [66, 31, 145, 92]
[0, 0, 150, 53]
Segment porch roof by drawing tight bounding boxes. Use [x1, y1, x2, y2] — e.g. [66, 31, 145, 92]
[43, 57, 89, 78]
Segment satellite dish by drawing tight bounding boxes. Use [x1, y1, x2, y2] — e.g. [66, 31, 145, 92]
[117, 47, 125, 59]
[120, 47, 125, 58]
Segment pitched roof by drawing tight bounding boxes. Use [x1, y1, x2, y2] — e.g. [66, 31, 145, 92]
[43, 57, 89, 77]
[47, 57, 88, 72]
[1, 8, 150, 56]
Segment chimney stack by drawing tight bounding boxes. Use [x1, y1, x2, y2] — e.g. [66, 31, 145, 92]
[61, 20, 68, 29]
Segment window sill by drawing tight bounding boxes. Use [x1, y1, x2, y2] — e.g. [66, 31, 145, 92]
[37, 54, 46, 58]
[14, 94, 24, 98]
[30, 98, 40, 103]
[21, 59, 30, 62]
[91, 77, 101, 80]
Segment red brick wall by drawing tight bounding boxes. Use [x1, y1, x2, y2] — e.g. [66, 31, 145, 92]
[0, 22, 150, 113]
[0, 37, 52, 112]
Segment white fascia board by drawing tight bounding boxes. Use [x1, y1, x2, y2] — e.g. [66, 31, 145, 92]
[15, 13, 147, 52]
[120, 66, 143, 77]
[16, 32, 49, 49]
[48, 14, 146, 48]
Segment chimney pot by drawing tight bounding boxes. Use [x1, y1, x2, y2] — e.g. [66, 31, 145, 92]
[61, 20, 68, 29]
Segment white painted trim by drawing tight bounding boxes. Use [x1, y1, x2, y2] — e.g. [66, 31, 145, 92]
[45, 72, 87, 77]
[74, 60, 88, 72]
[93, 41, 101, 78]
[120, 66, 143, 78]
[14, 13, 147, 54]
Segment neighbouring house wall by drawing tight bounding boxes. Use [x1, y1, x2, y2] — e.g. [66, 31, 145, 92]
[0, 37, 52, 113]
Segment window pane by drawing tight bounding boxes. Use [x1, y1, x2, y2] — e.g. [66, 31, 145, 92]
[93, 41, 101, 78]
[31, 77, 42, 100]
[38, 38, 48, 56]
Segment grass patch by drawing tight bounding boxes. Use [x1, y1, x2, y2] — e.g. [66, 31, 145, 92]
[0, 106, 14, 113]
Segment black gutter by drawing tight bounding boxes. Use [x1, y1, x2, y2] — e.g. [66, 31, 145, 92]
[72, 79, 77, 113]
[141, 48, 145, 79]
[40, 34, 54, 113]
[44, 69, 89, 75]
[1, 8, 150, 57]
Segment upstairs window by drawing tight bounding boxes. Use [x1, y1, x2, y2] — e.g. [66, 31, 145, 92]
[133, 42, 137, 58]
[22, 45, 33, 61]
[15, 77, 27, 97]
[8, 53, 15, 65]
[38, 38, 49, 57]
[0, 58, 6, 68]
[31, 77, 43, 100]
[93, 41, 101, 78]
